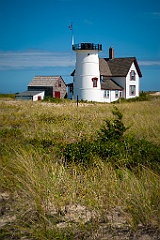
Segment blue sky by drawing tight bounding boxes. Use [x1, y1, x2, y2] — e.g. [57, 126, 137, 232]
[0, 0, 160, 93]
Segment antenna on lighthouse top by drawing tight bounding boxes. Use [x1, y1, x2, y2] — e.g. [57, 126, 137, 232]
[68, 22, 74, 47]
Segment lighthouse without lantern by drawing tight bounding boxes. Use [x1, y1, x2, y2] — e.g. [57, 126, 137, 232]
[72, 43, 102, 101]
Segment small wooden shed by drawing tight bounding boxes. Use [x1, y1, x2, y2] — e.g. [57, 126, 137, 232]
[28, 76, 67, 98]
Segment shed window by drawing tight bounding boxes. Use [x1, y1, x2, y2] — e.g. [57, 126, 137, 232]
[130, 85, 136, 95]
[58, 81, 61, 87]
[92, 77, 98, 87]
[130, 70, 136, 80]
[70, 86, 73, 93]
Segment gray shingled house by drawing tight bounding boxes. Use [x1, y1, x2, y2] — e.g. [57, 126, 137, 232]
[28, 76, 67, 99]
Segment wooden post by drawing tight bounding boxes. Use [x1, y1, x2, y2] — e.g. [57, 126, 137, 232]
[77, 95, 78, 107]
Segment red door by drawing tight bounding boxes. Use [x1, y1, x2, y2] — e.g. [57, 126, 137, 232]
[55, 91, 60, 98]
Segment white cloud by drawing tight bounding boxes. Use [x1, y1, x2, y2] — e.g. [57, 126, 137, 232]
[144, 11, 160, 18]
[0, 50, 75, 70]
[139, 60, 160, 66]
[152, 12, 160, 16]
[1, 50, 159, 70]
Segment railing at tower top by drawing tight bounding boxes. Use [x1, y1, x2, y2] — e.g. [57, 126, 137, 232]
[72, 43, 102, 51]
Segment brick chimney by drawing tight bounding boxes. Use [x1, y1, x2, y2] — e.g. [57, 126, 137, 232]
[109, 47, 114, 59]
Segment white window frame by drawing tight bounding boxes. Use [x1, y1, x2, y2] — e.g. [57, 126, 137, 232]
[130, 85, 136, 96]
[115, 90, 119, 98]
[130, 70, 136, 81]
[104, 90, 109, 98]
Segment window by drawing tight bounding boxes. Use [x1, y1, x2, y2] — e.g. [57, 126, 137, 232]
[58, 81, 61, 87]
[130, 85, 136, 95]
[92, 77, 98, 87]
[130, 70, 136, 81]
[104, 90, 109, 98]
[100, 75, 104, 82]
[115, 90, 119, 98]
[70, 86, 73, 93]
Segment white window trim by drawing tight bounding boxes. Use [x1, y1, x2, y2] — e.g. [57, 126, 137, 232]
[129, 85, 136, 96]
[130, 70, 136, 81]
[115, 90, 119, 98]
[104, 90, 109, 98]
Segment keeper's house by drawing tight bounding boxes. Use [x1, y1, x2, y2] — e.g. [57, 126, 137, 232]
[68, 43, 142, 103]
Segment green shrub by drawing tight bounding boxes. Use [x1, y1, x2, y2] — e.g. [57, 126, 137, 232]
[62, 138, 93, 166]
[61, 107, 160, 171]
[42, 96, 70, 103]
[0, 93, 15, 99]
[97, 106, 128, 141]
[114, 91, 150, 103]
[123, 136, 160, 169]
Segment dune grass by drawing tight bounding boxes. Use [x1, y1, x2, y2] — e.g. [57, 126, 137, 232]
[0, 98, 160, 239]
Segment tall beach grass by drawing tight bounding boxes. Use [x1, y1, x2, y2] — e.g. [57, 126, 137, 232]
[0, 98, 160, 239]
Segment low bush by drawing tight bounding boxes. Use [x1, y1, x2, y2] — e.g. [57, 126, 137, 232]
[42, 96, 70, 103]
[114, 91, 150, 103]
[0, 93, 15, 99]
[62, 107, 160, 171]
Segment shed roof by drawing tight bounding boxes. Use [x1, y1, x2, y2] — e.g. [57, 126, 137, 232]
[28, 76, 64, 87]
[101, 78, 123, 90]
[16, 91, 44, 97]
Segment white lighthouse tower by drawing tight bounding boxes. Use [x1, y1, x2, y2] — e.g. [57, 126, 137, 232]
[72, 43, 102, 101]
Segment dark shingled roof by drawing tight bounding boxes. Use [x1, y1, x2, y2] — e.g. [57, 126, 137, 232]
[71, 57, 142, 78]
[101, 78, 123, 90]
[99, 58, 112, 76]
[28, 76, 64, 87]
[99, 57, 142, 77]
